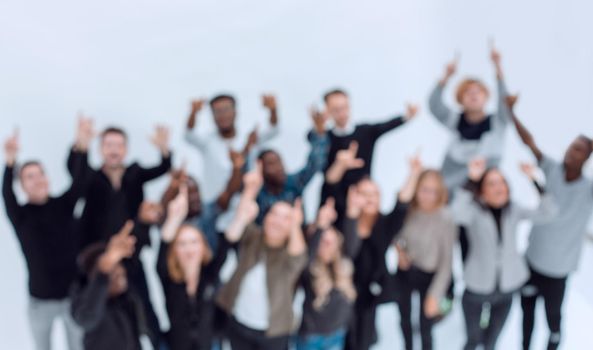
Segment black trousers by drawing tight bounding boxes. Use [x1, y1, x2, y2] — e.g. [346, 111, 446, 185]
[345, 300, 377, 350]
[227, 317, 289, 350]
[396, 267, 436, 350]
[462, 289, 513, 350]
[521, 265, 567, 350]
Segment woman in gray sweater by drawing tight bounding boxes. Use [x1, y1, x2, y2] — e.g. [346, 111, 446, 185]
[451, 158, 556, 350]
[392, 157, 457, 350]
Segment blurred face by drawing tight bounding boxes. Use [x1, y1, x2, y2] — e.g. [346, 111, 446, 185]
[173, 226, 206, 268]
[460, 83, 488, 116]
[261, 152, 286, 188]
[263, 202, 293, 248]
[357, 179, 380, 215]
[108, 263, 128, 297]
[211, 99, 236, 133]
[415, 173, 444, 212]
[20, 164, 49, 204]
[101, 132, 127, 168]
[325, 93, 350, 129]
[480, 170, 510, 209]
[317, 228, 341, 264]
[563, 137, 592, 171]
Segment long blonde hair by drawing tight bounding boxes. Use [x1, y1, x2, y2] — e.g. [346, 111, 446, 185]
[410, 169, 449, 212]
[310, 228, 357, 310]
[166, 224, 213, 283]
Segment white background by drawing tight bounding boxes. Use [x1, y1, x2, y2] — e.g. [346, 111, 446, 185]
[1, 0, 592, 349]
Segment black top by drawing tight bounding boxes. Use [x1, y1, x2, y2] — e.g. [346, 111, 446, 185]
[299, 225, 361, 336]
[73, 154, 171, 249]
[2, 150, 88, 299]
[71, 273, 149, 350]
[156, 236, 230, 350]
[320, 116, 406, 226]
[457, 114, 492, 140]
[341, 200, 409, 307]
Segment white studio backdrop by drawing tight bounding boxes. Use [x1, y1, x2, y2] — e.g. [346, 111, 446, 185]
[1, 0, 592, 349]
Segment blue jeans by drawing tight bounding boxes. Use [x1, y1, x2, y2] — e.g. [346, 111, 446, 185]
[296, 329, 346, 350]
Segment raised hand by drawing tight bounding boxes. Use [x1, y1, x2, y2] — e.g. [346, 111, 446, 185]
[519, 162, 537, 181]
[262, 94, 277, 111]
[409, 151, 423, 175]
[151, 125, 170, 156]
[468, 157, 487, 182]
[317, 197, 337, 229]
[4, 128, 19, 167]
[505, 94, 519, 111]
[187, 98, 206, 129]
[490, 41, 504, 79]
[310, 105, 329, 135]
[167, 184, 189, 222]
[242, 127, 258, 156]
[243, 161, 264, 196]
[291, 198, 305, 228]
[440, 56, 458, 85]
[404, 103, 420, 121]
[346, 185, 366, 219]
[138, 201, 164, 225]
[75, 114, 95, 152]
[99, 221, 136, 273]
[336, 142, 365, 170]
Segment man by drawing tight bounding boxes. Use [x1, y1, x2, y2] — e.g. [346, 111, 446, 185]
[73, 124, 172, 346]
[510, 96, 593, 350]
[255, 108, 329, 223]
[2, 118, 93, 350]
[318, 90, 418, 225]
[184, 94, 279, 203]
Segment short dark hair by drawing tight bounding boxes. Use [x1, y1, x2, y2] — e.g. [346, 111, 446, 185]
[101, 126, 127, 141]
[323, 89, 348, 103]
[210, 94, 236, 108]
[257, 149, 279, 161]
[19, 161, 43, 178]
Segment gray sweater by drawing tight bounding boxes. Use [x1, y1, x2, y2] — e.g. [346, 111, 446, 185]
[396, 209, 457, 300]
[450, 188, 557, 294]
[429, 79, 511, 191]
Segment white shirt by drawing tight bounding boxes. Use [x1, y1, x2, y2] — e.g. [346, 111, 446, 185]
[233, 261, 270, 330]
[184, 124, 279, 203]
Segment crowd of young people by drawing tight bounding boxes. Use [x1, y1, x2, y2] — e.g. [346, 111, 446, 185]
[4, 46, 593, 350]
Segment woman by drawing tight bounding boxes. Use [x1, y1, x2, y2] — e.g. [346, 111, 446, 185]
[392, 163, 457, 350]
[297, 198, 359, 350]
[157, 185, 229, 350]
[451, 158, 556, 350]
[330, 155, 420, 350]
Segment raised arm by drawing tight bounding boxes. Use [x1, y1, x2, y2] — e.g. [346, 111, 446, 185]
[429, 59, 456, 127]
[450, 158, 485, 225]
[225, 163, 263, 243]
[507, 95, 543, 162]
[161, 185, 189, 243]
[293, 111, 330, 189]
[72, 221, 136, 330]
[184, 99, 208, 150]
[287, 198, 307, 257]
[369, 104, 418, 140]
[138, 125, 172, 182]
[216, 150, 246, 211]
[61, 117, 95, 207]
[3, 129, 21, 226]
[262, 94, 279, 130]
[491, 46, 512, 125]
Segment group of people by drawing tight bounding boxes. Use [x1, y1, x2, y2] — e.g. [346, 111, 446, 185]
[3, 46, 593, 350]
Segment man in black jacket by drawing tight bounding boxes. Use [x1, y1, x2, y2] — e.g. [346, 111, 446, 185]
[72, 124, 172, 346]
[2, 118, 94, 350]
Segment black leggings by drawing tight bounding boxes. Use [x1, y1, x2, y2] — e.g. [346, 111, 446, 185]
[521, 265, 567, 350]
[226, 317, 289, 350]
[345, 301, 377, 350]
[396, 267, 436, 350]
[462, 290, 513, 350]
